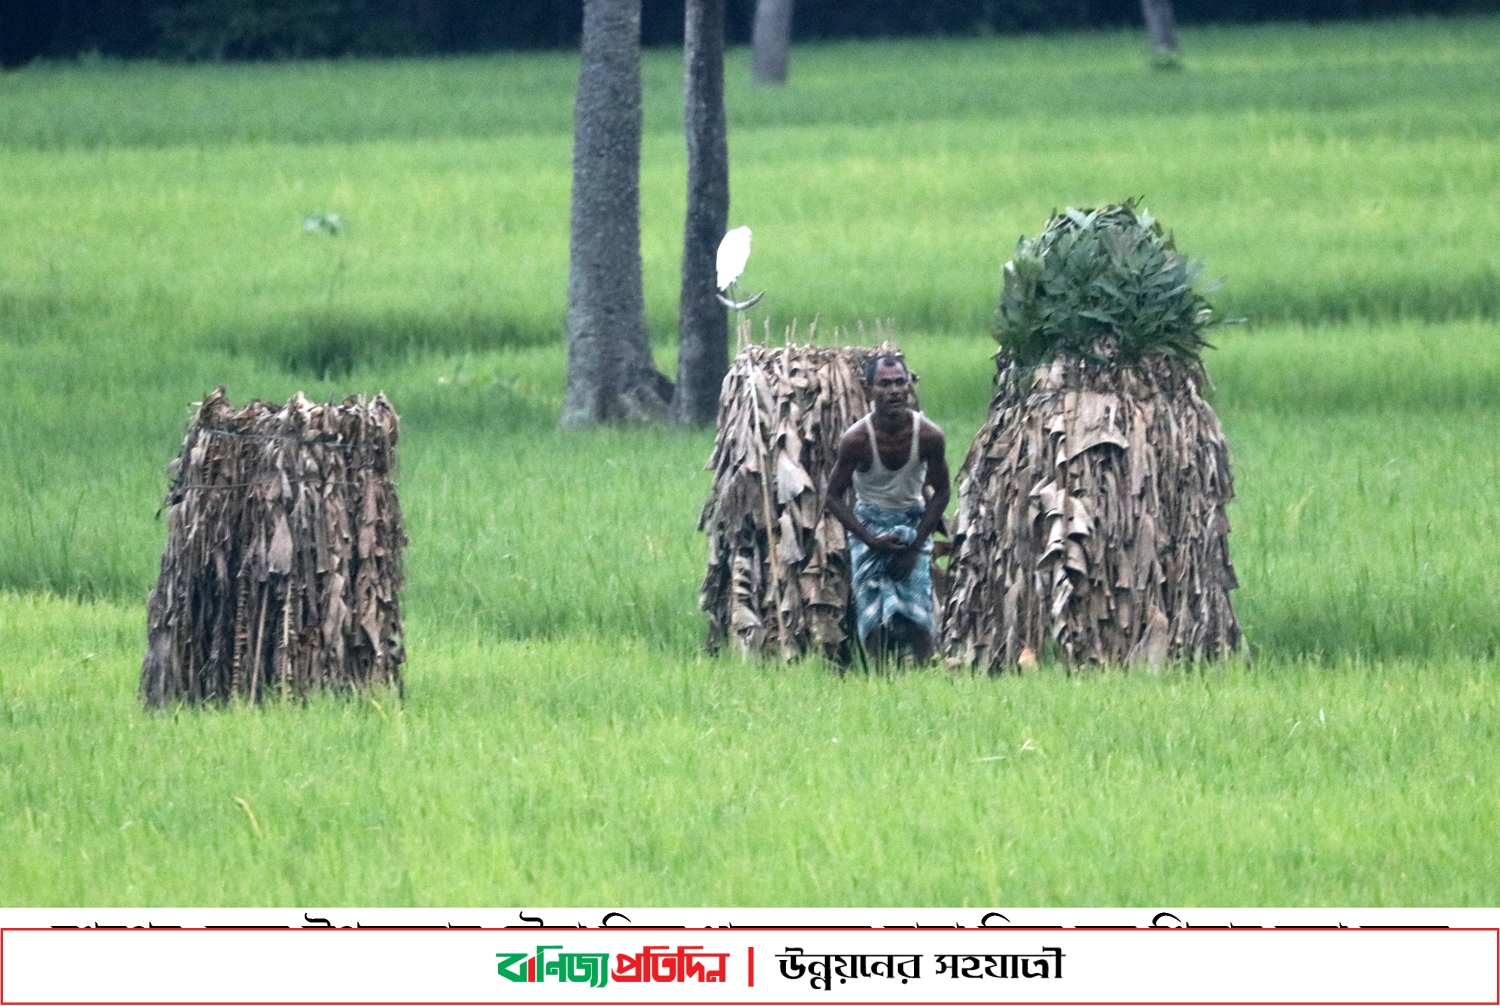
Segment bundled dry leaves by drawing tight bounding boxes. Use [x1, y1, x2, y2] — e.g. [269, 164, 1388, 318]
[699, 332, 906, 661]
[141, 387, 406, 706]
[940, 349, 1239, 671]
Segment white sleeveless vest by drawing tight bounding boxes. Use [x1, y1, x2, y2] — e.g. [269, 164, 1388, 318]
[852, 410, 926, 510]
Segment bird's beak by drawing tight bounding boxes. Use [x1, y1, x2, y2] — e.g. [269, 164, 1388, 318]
[716, 290, 764, 310]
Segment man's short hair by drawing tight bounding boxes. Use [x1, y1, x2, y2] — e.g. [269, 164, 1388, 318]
[862, 353, 909, 387]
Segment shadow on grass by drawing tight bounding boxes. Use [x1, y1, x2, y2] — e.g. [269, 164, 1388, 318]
[224, 310, 560, 378]
[1227, 269, 1500, 329]
[777, 271, 1500, 342]
[0, 291, 95, 344]
[1242, 601, 1500, 665]
[0, 562, 145, 604]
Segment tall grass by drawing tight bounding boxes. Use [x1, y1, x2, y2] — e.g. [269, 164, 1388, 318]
[8, 323, 1500, 662]
[3, 594, 1497, 905]
[2, 18, 1497, 348]
[2, 19, 1499, 905]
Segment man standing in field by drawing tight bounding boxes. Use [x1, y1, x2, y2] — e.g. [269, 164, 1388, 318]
[826, 355, 951, 663]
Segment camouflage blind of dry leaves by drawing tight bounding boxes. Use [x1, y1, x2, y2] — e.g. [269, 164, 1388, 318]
[940, 351, 1240, 671]
[140, 387, 406, 706]
[698, 331, 909, 662]
[942, 201, 1239, 671]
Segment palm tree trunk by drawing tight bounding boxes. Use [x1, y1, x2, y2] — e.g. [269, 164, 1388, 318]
[750, 0, 793, 86]
[562, 0, 672, 428]
[673, 0, 730, 426]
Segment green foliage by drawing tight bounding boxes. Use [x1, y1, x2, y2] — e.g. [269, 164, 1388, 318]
[997, 200, 1217, 365]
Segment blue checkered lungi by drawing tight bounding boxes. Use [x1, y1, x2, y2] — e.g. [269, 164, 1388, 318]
[847, 502, 935, 645]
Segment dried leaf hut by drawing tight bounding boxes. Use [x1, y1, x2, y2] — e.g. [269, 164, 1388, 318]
[141, 388, 406, 706]
[698, 332, 909, 662]
[940, 202, 1240, 671]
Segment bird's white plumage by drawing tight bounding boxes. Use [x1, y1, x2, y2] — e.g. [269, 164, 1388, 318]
[716, 226, 752, 291]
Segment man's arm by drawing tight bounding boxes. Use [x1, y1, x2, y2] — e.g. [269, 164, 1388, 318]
[912, 420, 951, 547]
[825, 427, 903, 551]
[888, 420, 951, 580]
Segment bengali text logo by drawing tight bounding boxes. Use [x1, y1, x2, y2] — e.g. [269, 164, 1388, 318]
[496, 945, 732, 989]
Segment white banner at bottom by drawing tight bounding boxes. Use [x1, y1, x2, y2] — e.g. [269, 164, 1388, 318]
[2, 925, 1496, 1005]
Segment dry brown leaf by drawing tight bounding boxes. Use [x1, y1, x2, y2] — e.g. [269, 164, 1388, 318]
[940, 351, 1239, 672]
[140, 387, 406, 706]
[698, 332, 913, 663]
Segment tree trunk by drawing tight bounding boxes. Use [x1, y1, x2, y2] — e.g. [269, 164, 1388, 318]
[673, 0, 730, 427]
[1140, 0, 1180, 55]
[750, 0, 792, 86]
[562, 0, 672, 428]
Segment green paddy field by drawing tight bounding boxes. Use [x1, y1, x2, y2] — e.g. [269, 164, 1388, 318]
[2, 17, 1498, 904]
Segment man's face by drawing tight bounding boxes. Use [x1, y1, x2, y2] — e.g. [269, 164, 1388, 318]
[869, 361, 911, 416]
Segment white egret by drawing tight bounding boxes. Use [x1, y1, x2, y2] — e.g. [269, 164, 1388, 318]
[716, 226, 751, 290]
[714, 226, 764, 310]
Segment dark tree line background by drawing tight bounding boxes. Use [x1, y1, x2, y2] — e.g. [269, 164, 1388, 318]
[4, 0, 1495, 66]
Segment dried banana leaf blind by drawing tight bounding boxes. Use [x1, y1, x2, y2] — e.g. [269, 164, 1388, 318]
[939, 353, 1239, 671]
[941, 202, 1239, 671]
[141, 387, 406, 706]
[698, 338, 908, 662]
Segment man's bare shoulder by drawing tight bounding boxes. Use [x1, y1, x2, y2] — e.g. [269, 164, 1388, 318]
[837, 417, 872, 447]
[917, 414, 946, 446]
[834, 418, 874, 469]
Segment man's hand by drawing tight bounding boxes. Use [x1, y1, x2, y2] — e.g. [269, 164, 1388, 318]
[866, 533, 905, 552]
[887, 545, 920, 581]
